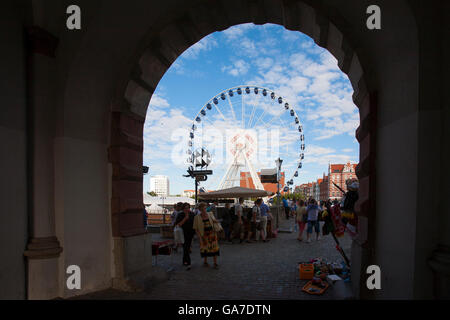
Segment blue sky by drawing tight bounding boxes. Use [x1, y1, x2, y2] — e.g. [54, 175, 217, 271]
[143, 23, 359, 195]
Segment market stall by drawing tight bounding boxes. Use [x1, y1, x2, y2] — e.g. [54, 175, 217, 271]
[197, 186, 274, 200]
[199, 187, 276, 239]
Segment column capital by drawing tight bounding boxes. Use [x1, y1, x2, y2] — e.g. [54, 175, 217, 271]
[24, 236, 63, 260]
[429, 245, 450, 298]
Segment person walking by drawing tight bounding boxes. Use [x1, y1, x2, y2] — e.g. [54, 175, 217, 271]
[318, 201, 325, 235]
[259, 199, 271, 242]
[282, 197, 290, 220]
[221, 202, 233, 243]
[210, 201, 219, 220]
[305, 199, 321, 243]
[143, 208, 148, 230]
[295, 199, 307, 241]
[193, 202, 220, 268]
[175, 202, 195, 270]
[248, 199, 264, 242]
[289, 198, 296, 218]
[171, 202, 183, 226]
[232, 197, 245, 244]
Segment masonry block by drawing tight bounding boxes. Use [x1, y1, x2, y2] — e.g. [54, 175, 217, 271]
[326, 22, 345, 64]
[119, 212, 146, 237]
[109, 146, 142, 167]
[112, 180, 143, 199]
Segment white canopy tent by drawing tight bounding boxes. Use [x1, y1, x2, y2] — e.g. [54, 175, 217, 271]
[198, 186, 274, 200]
[146, 203, 164, 214]
[143, 194, 195, 206]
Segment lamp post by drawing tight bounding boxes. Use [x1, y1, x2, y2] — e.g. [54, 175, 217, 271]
[143, 166, 149, 230]
[275, 157, 283, 230]
[161, 196, 166, 224]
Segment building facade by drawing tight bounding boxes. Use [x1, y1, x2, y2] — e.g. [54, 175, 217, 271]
[319, 175, 329, 201]
[182, 190, 195, 198]
[315, 179, 322, 201]
[298, 162, 358, 202]
[326, 162, 358, 200]
[149, 175, 170, 197]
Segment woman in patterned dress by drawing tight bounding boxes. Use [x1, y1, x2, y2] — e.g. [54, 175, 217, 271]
[193, 202, 220, 268]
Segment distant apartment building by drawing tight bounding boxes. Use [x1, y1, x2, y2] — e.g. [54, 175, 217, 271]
[324, 162, 358, 200]
[315, 179, 322, 200]
[240, 171, 286, 194]
[318, 175, 329, 201]
[296, 182, 313, 199]
[149, 175, 170, 197]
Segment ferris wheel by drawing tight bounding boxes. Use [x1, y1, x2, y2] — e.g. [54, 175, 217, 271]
[185, 85, 305, 193]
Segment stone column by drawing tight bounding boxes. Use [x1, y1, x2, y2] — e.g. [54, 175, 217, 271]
[428, 4, 450, 297]
[23, 26, 62, 299]
[109, 111, 152, 291]
[353, 92, 377, 299]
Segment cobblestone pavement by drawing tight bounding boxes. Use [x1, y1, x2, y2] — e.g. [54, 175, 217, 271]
[75, 216, 353, 300]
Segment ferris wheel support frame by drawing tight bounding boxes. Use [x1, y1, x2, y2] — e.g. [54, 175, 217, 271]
[217, 154, 242, 190]
[217, 147, 265, 191]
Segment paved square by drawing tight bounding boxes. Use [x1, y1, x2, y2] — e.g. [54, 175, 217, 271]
[75, 217, 353, 300]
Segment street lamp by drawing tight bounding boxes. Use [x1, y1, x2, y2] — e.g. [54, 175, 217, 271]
[275, 157, 283, 229]
[143, 166, 149, 230]
[160, 196, 167, 224]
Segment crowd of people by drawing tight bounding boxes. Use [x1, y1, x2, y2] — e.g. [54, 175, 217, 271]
[169, 197, 274, 270]
[292, 198, 342, 243]
[167, 179, 359, 270]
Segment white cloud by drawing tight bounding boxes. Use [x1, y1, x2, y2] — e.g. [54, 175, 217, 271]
[303, 153, 356, 166]
[144, 97, 193, 168]
[306, 145, 336, 156]
[288, 76, 310, 92]
[182, 36, 218, 59]
[148, 93, 169, 109]
[222, 59, 250, 77]
[222, 24, 255, 40]
[255, 57, 274, 70]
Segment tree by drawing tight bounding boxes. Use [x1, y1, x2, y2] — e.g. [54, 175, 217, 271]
[147, 191, 157, 196]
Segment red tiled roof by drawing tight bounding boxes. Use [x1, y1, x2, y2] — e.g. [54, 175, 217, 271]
[330, 162, 358, 173]
[330, 164, 345, 172]
[240, 171, 285, 193]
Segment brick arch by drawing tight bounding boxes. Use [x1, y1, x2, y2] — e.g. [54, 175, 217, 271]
[109, 0, 376, 296]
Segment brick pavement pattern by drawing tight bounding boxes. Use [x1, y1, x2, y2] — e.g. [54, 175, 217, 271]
[74, 216, 352, 300]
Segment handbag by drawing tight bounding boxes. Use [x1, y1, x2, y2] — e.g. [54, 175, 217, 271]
[212, 218, 223, 233]
[173, 226, 184, 244]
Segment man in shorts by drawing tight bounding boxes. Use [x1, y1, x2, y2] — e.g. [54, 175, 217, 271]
[247, 198, 264, 243]
[258, 200, 271, 242]
[232, 197, 245, 243]
[306, 199, 321, 243]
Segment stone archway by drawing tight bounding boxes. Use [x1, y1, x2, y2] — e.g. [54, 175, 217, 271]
[108, 0, 377, 298]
